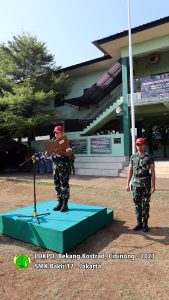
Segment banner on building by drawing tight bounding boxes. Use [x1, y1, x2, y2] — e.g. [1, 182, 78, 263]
[141, 73, 169, 99]
[90, 138, 112, 154]
[70, 139, 87, 154]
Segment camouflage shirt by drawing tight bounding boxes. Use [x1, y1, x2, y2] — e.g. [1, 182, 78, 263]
[129, 152, 154, 187]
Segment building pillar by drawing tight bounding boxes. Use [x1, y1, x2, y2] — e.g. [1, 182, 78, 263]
[122, 57, 131, 156]
[137, 121, 143, 137]
[119, 116, 123, 133]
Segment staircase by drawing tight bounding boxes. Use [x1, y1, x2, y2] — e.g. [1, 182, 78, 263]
[74, 156, 129, 177]
[81, 97, 123, 135]
[154, 161, 169, 178]
[119, 160, 169, 178]
[119, 166, 129, 178]
[82, 84, 122, 123]
[64, 61, 122, 107]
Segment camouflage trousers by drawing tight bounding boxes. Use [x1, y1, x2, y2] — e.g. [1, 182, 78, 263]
[53, 161, 70, 201]
[132, 184, 151, 221]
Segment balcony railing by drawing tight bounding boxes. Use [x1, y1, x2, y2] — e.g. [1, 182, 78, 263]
[82, 84, 122, 121]
[128, 92, 169, 106]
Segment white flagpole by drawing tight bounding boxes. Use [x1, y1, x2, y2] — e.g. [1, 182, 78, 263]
[127, 0, 136, 154]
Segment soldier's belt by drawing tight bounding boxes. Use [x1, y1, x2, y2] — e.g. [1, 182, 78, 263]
[135, 174, 150, 178]
[53, 156, 70, 163]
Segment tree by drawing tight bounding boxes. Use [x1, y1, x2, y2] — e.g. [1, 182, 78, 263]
[0, 33, 72, 148]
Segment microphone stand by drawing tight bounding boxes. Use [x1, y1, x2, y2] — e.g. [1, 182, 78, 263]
[18, 153, 50, 224]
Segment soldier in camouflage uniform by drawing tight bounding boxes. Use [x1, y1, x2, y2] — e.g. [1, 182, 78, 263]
[126, 138, 155, 232]
[47, 126, 72, 212]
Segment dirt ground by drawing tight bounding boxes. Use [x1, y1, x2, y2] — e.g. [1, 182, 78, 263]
[0, 174, 169, 300]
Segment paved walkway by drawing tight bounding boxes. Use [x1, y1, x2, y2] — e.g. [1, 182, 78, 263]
[0, 173, 168, 191]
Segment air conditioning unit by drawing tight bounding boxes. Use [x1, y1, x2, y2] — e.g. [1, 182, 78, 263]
[149, 54, 159, 64]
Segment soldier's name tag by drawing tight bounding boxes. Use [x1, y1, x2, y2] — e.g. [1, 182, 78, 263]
[59, 140, 64, 145]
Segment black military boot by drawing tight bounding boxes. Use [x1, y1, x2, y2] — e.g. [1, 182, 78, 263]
[60, 200, 68, 212]
[53, 199, 63, 211]
[142, 219, 149, 232]
[133, 220, 142, 231]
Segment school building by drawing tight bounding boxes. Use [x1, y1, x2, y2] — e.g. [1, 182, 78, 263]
[35, 16, 169, 177]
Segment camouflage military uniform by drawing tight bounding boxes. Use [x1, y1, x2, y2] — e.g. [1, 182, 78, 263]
[53, 156, 71, 204]
[69, 153, 75, 175]
[129, 152, 154, 222]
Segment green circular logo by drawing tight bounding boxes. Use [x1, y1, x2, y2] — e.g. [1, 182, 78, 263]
[14, 254, 31, 270]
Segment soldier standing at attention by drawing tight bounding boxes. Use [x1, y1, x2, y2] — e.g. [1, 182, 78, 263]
[126, 138, 155, 232]
[46, 125, 72, 212]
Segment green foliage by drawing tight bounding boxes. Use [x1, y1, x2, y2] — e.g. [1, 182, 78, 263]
[0, 33, 72, 145]
[0, 33, 55, 83]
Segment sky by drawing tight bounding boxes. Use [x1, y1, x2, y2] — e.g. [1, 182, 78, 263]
[1, 0, 169, 68]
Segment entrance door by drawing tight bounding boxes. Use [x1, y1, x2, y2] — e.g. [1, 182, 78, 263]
[137, 124, 169, 159]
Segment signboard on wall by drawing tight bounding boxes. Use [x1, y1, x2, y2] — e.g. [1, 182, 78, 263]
[90, 138, 112, 154]
[114, 138, 121, 144]
[141, 73, 169, 99]
[70, 139, 87, 154]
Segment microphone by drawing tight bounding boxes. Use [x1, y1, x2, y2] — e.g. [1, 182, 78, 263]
[31, 152, 42, 161]
[34, 152, 42, 157]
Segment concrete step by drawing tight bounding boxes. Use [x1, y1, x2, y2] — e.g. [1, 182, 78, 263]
[120, 169, 169, 173]
[155, 174, 169, 178]
[119, 173, 128, 178]
[155, 161, 169, 166]
[75, 156, 129, 163]
[121, 167, 128, 171]
[74, 155, 128, 177]
[119, 162, 169, 178]
[155, 168, 169, 173]
[75, 168, 119, 177]
[75, 162, 123, 170]
[119, 173, 169, 178]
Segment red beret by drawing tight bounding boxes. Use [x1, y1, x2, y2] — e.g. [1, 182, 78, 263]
[136, 138, 145, 145]
[53, 126, 64, 133]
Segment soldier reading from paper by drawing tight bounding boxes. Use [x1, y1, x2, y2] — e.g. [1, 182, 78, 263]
[45, 125, 72, 212]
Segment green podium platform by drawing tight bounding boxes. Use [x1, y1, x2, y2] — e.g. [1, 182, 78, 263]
[0, 201, 113, 253]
